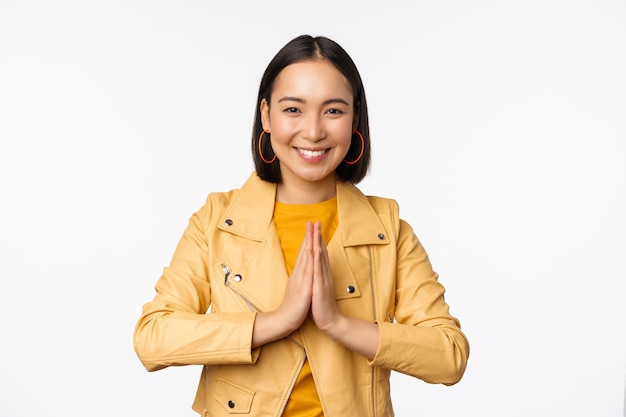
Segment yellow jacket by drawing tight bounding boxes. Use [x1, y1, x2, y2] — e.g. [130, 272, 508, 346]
[134, 172, 469, 416]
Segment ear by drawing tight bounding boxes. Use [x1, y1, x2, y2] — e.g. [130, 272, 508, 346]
[260, 98, 271, 131]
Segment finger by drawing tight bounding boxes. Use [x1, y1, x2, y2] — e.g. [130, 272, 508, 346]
[313, 222, 332, 283]
[292, 222, 313, 273]
[308, 221, 314, 249]
[313, 223, 333, 299]
[313, 222, 323, 276]
[320, 232, 332, 279]
[303, 221, 314, 278]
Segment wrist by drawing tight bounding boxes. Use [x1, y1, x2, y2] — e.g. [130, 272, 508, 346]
[271, 308, 301, 337]
[252, 311, 294, 348]
[322, 314, 349, 342]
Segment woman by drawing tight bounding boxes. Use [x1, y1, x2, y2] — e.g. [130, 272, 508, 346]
[134, 34, 469, 417]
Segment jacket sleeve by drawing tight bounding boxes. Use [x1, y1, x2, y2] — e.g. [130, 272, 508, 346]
[133, 196, 259, 372]
[369, 218, 469, 385]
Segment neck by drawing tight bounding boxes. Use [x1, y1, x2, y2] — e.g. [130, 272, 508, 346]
[276, 175, 337, 204]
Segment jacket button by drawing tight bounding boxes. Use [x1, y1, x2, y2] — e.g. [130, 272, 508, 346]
[347, 285, 355, 293]
[233, 274, 242, 282]
[228, 400, 235, 408]
[225, 219, 233, 226]
[377, 233, 385, 240]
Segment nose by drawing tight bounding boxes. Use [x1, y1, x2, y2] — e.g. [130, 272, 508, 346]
[301, 115, 325, 142]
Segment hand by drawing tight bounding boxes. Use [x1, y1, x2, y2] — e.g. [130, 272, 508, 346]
[310, 221, 343, 336]
[274, 221, 314, 331]
[252, 222, 314, 347]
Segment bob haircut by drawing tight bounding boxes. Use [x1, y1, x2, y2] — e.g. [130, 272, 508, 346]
[252, 35, 371, 184]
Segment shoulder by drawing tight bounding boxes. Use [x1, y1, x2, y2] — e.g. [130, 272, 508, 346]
[192, 173, 276, 236]
[352, 184, 401, 222]
[185, 189, 238, 235]
[355, 188, 418, 241]
[200, 172, 271, 213]
[341, 183, 405, 237]
[364, 194, 399, 215]
[205, 187, 239, 212]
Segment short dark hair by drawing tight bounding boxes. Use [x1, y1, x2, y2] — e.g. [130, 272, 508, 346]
[251, 35, 371, 184]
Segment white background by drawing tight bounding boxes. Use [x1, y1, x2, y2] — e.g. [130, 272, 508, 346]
[1, 1, 625, 416]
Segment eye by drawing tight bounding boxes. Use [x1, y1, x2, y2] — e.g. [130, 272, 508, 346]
[326, 108, 344, 115]
[283, 107, 300, 113]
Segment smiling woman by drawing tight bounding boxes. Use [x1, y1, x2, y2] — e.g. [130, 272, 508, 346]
[260, 60, 355, 204]
[133, 34, 469, 417]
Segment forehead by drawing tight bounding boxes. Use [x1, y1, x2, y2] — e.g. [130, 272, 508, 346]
[271, 60, 353, 101]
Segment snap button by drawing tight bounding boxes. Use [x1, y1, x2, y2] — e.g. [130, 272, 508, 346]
[233, 274, 242, 282]
[225, 219, 233, 226]
[377, 233, 385, 240]
[228, 400, 235, 409]
[347, 285, 355, 293]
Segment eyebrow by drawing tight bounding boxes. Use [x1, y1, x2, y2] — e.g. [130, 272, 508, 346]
[277, 96, 350, 106]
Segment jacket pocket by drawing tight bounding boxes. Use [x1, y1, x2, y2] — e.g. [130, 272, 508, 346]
[214, 378, 255, 414]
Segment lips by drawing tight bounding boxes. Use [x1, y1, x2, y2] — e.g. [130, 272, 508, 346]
[297, 148, 328, 158]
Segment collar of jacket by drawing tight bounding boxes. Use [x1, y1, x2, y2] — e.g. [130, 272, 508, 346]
[217, 172, 389, 247]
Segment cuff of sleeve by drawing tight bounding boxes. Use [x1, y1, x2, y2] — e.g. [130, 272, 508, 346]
[249, 313, 261, 364]
[219, 311, 259, 364]
[367, 320, 391, 367]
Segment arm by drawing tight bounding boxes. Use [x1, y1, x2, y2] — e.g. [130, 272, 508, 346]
[133, 197, 258, 371]
[370, 219, 470, 385]
[310, 217, 469, 384]
[134, 206, 323, 370]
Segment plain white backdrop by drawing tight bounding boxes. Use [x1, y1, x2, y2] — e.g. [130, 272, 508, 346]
[1, 1, 625, 416]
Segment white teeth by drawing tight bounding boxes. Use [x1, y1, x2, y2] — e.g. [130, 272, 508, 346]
[298, 148, 326, 157]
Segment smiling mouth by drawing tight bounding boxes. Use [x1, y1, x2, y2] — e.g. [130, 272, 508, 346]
[297, 148, 328, 158]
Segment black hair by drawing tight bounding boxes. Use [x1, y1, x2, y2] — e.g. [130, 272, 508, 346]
[251, 35, 371, 184]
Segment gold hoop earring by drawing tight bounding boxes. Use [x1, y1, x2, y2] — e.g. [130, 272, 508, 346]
[258, 130, 276, 164]
[344, 130, 364, 165]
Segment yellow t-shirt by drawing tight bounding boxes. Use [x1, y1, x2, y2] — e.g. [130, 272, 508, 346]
[273, 197, 338, 417]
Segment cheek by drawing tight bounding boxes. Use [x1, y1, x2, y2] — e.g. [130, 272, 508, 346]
[332, 124, 354, 148]
[268, 111, 295, 135]
[269, 121, 294, 143]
